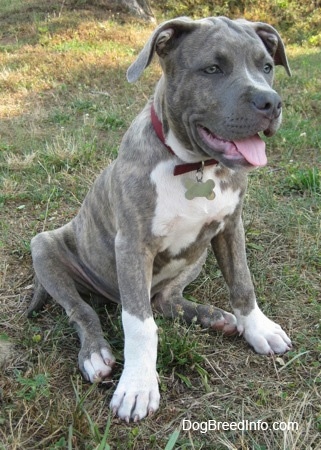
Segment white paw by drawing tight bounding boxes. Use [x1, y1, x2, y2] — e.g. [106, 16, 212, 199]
[110, 367, 160, 422]
[111, 311, 160, 421]
[235, 305, 292, 355]
[83, 349, 115, 383]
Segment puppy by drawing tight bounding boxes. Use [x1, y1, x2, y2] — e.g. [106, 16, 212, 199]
[29, 17, 292, 421]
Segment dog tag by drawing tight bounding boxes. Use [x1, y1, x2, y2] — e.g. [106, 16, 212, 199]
[183, 178, 215, 200]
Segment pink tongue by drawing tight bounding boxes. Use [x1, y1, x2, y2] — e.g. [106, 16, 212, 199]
[234, 134, 267, 167]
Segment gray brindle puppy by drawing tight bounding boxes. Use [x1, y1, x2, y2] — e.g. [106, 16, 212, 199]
[29, 17, 292, 422]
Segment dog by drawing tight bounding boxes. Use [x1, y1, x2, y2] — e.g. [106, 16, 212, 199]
[29, 16, 292, 422]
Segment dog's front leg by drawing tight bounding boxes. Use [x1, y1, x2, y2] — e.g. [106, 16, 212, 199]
[110, 233, 160, 422]
[212, 217, 292, 355]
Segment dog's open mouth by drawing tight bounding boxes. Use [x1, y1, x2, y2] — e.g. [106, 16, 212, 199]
[198, 126, 267, 167]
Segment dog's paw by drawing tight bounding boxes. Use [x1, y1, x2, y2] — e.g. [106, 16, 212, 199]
[208, 310, 237, 336]
[110, 367, 160, 422]
[79, 346, 116, 383]
[235, 306, 292, 355]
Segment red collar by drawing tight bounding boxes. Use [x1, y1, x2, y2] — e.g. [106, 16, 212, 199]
[151, 104, 218, 176]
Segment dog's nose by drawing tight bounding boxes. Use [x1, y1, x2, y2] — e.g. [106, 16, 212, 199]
[252, 91, 282, 118]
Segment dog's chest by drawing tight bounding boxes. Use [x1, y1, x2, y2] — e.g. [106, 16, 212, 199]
[150, 161, 241, 256]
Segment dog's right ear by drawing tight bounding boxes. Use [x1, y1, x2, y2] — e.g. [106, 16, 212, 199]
[127, 17, 197, 83]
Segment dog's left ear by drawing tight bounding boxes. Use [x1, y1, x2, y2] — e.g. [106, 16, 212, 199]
[127, 17, 197, 83]
[247, 22, 292, 76]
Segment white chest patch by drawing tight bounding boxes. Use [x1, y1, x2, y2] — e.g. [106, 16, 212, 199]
[150, 160, 241, 255]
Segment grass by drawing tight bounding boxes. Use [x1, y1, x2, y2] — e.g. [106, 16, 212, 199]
[0, 1, 320, 449]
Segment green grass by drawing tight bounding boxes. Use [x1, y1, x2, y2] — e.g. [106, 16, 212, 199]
[0, 2, 320, 449]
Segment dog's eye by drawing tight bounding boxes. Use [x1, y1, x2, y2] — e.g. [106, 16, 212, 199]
[263, 63, 273, 74]
[203, 65, 222, 74]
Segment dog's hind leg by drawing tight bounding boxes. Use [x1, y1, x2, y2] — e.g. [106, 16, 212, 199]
[154, 293, 237, 335]
[152, 255, 237, 335]
[30, 230, 116, 382]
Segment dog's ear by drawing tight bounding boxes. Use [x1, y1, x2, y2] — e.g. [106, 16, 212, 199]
[247, 22, 292, 76]
[127, 17, 197, 83]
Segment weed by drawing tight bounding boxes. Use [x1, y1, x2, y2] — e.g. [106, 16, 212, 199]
[164, 429, 180, 450]
[285, 166, 321, 194]
[96, 113, 126, 131]
[14, 370, 50, 401]
[157, 319, 211, 392]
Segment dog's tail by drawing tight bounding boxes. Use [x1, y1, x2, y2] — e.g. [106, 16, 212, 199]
[27, 276, 51, 318]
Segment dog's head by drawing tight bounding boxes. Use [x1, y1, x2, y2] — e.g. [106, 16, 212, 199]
[127, 17, 291, 169]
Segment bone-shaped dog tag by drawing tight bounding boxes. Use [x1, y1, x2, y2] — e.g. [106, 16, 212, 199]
[183, 178, 215, 200]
